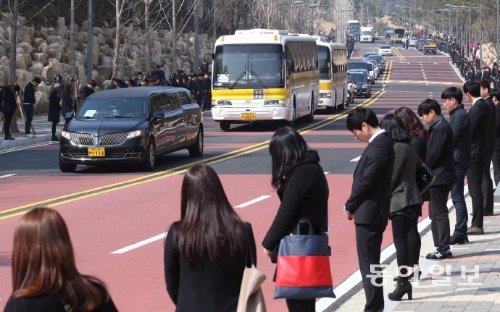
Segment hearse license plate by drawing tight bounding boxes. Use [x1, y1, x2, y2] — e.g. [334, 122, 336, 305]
[88, 147, 105, 157]
[241, 112, 256, 121]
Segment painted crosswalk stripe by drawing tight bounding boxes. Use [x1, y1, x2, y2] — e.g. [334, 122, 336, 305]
[235, 195, 271, 208]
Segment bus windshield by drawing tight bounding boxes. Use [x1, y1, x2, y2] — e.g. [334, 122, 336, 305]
[317, 46, 331, 80]
[213, 44, 284, 89]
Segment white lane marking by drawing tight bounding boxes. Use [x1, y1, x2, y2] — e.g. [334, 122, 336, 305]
[235, 195, 271, 208]
[350, 156, 361, 162]
[0, 142, 56, 155]
[0, 174, 16, 179]
[324, 172, 330, 175]
[111, 232, 168, 254]
[317, 184, 472, 311]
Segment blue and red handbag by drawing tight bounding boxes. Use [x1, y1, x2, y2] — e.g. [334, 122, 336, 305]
[274, 219, 335, 299]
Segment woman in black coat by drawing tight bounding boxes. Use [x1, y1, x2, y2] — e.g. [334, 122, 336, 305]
[61, 83, 75, 125]
[164, 163, 256, 312]
[381, 114, 422, 301]
[48, 86, 62, 141]
[262, 127, 329, 312]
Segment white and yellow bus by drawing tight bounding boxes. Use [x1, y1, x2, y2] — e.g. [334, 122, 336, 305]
[315, 39, 349, 113]
[211, 29, 319, 131]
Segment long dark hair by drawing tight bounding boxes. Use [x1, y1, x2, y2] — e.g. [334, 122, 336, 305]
[394, 106, 428, 140]
[381, 114, 410, 143]
[269, 127, 309, 190]
[11, 208, 106, 311]
[175, 163, 245, 262]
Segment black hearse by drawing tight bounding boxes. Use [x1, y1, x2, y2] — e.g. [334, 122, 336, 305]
[59, 87, 203, 172]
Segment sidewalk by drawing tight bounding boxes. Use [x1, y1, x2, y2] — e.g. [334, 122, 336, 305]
[0, 115, 63, 151]
[331, 192, 500, 312]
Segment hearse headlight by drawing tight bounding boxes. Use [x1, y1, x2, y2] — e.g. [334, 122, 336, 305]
[61, 131, 71, 140]
[127, 130, 142, 139]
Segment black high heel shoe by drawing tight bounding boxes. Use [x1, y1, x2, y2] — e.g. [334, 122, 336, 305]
[388, 279, 412, 301]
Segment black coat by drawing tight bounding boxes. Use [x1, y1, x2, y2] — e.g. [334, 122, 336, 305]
[469, 98, 492, 162]
[1, 86, 17, 114]
[262, 150, 329, 253]
[426, 116, 455, 186]
[484, 96, 497, 152]
[23, 82, 36, 105]
[4, 280, 117, 312]
[48, 90, 61, 123]
[390, 142, 422, 215]
[61, 91, 74, 117]
[164, 222, 255, 312]
[410, 136, 427, 160]
[496, 103, 500, 150]
[449, 104, 471, 169]
[345, 132, 394, 226]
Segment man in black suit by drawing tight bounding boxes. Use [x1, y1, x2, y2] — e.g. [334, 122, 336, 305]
[464, 81, 492, 234]
[441, 88, 471, 245]
[418, 99, 455, 259]
[480, 80, 497, 216]
[2, 82, 19, 140]
[491, 88, 500, 189]
[345, 108, 394, 312]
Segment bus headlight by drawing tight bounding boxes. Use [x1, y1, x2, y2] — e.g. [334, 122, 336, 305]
[321, 93, 332, 98]
[264, 100, 283, 105]
[218, 100, 232, 106]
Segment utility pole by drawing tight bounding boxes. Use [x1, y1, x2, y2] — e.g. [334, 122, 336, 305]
[70, 0, 75, 72]
[172, 0, 177, 72]
[145, 0, 151, 70]
[9, 0, 18, 82]
[86, 0, 93, 81]
[213, 0, 216, 42]
[194, 0, 200, 73]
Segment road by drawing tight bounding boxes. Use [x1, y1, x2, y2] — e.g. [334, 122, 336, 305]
[0, 39, 464, 311]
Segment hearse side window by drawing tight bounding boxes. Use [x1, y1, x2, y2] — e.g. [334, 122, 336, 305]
[176, 92, 192, 105]
[157, 94, 173, 112]
[166, 93, 180, 110]
[149, 95, 162, 114]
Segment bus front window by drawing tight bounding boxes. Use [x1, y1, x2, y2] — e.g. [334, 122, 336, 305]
[317, 46, 331, 80]
[213, 44, 284, 88]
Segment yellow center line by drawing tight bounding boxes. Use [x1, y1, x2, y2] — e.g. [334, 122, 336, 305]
[0, 68, 392, 220]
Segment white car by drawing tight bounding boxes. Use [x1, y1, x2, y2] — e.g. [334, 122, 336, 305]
[378, 45, 393, 56]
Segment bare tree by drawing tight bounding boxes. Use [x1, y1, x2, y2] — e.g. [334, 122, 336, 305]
[9, 0, 19, 82]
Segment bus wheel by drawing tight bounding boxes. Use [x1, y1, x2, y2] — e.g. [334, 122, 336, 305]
[304, 98, 314, 123]
[220, 121, 231, 131]
[288, 103, 297, 128]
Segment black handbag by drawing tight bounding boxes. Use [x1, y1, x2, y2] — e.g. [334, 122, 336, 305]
[415, 156, 435, 196]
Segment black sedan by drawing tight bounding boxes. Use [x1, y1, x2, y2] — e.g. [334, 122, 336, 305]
[59, 87, 203, 172]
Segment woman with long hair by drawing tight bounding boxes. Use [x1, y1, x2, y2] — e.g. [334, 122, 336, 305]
[394, 106, 428, 160]
[5, 207, 117, 312]
[48, 86, 62, 141]
[164, 163, 256, 311]
[381, 114, 422, 301]
[62, 83, 75, 125]
[262, 126, 329, 312]
[394, 106, 428, 281]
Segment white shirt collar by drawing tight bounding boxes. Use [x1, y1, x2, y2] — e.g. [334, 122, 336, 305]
[369, 128, 385, 143]
[472, 97, 482, 106]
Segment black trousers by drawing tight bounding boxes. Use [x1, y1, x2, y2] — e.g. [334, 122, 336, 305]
[482, 151, 494, 215]
[391, 213, 420, 277]
[493, 150, 500, 186]
[3, 112, 14, 138]
[429, 185, 451, 253]
[468, 159, 486, 228]
[286, 299, 315, 312]
[23, 104, 34, 134]
[355, 224, 385, 312]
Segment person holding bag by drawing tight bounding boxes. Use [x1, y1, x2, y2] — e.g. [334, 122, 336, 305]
[164, 163, 258, 312]
[262, 126, 329, 312]
[381, 114, 422, 301]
